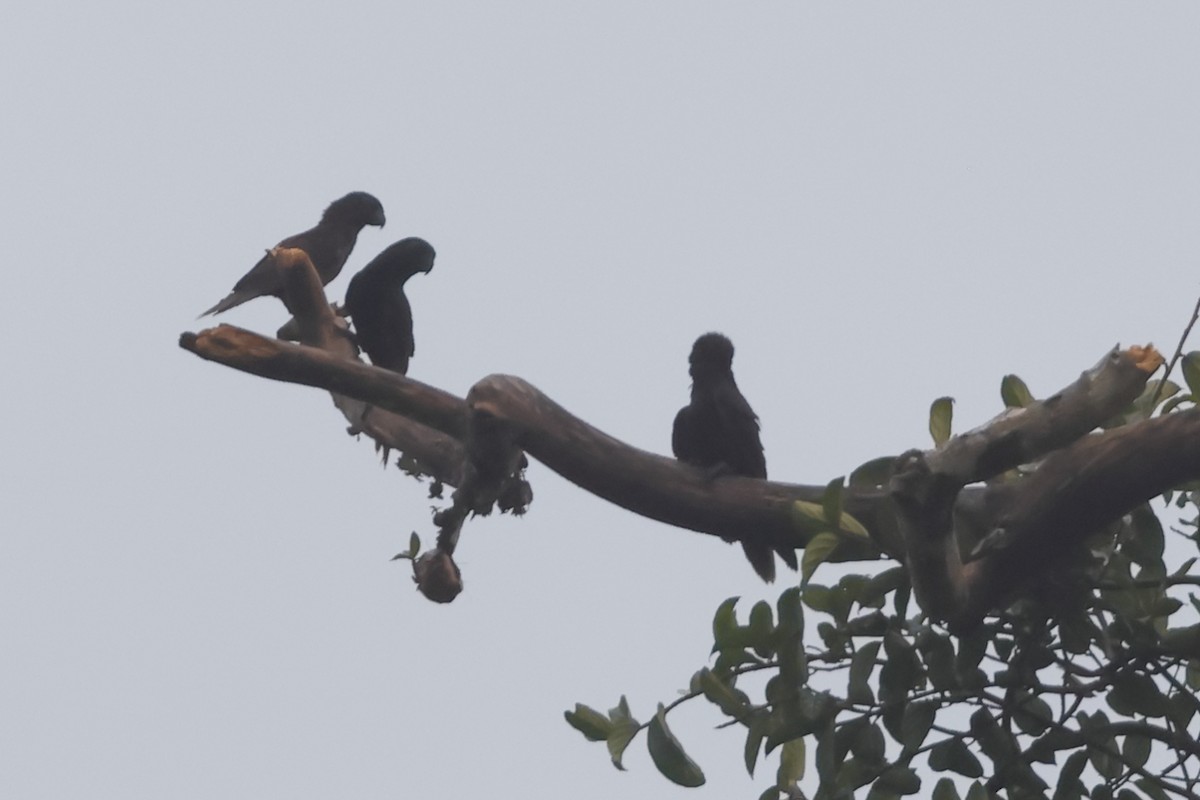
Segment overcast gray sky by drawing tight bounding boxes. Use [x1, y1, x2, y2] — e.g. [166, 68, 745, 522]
[4, 3, 1200, 798]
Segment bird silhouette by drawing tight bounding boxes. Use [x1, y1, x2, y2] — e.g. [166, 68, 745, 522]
[672, 332, 797, 581]
[201, 191, 385, 316]
[343, 237, 436, 374]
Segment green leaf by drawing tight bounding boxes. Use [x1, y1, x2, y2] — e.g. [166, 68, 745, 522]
[697, 668, 751, 717]
[802, 584, 834, 613]
[1162, 394, 1194, 414]
[879, 630, 922, 703]
[1123, 734, 1151, 769]
[816, 622, 847, 654]
[893, 582, 911, 621]
[748, 600, 775, 657]
[793, 499, 828, 526]
[823, 477, 845, 528]
[1183, 352, 1200, 397]
[1059, 610, 1099, 655]
[777, 586, 804, 635]
[900, 701, 937, 751]
[1125, 503, 1166, 567]
[795, 688, 837, 733]
[604, 696, 643, 770]
[955, 628, 988, 684]
[1027, 727, 1074, 764]
[713, 648, 762, 674]
[1089, 743, 1121, 780]
[916, 628, 957, 691]
[1168, 688, 1198, 729]
[802, 531, 840, 584]
[776, 737, 805, 789]
[1000, 374, 1034, 408]
[929, 396, 954, 447]
[1120, 380, 1180, 424]
[1007, 762, 1049, 796]
[849, 456, 896, 489]
[1011, 690, 1053, 736]
[711, 596, 741, 653]
[848, 641, 880, 705]
[833, 716, 867, 764]
[838, 573, 870, 602]
[845, 611, 889, 637]
[862, 566, 908, 607]
[837, 510, 871, 539]
[931, 777, 962, 800]
[964, 782, 990, 800]
[776, 587, 807, 685]
[792, 497, 870, 540]
[875, 765, 921, 795]
[564, 704, 613, 742]
[1108, 672, 1170, 718]
[743, 713, 768, 776]
[1135, 777, 1174, 800]
[393, 531, 421, 560]
[606, 721, 640, 770]
[969, 707, 1012, 766]
[850, 721, 886, 765]
[609, 695, 635, 724]
[928, 737, 983, 778]
[764, 708, 815, 756]
[1053, 750, 1088, 800]
[647, 704, 705, 787]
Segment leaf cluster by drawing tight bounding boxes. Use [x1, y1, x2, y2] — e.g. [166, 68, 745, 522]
[567, 362, 1200, 799]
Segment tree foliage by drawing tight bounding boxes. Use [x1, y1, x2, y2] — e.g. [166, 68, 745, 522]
[566, 369, 1200, 799]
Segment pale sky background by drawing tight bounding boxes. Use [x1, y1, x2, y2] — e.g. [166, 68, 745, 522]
[4, 4, 1200, 798]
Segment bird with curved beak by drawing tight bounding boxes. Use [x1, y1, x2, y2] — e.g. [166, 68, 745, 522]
[342, 237, 436, 375]
[200, 191, 386, 316]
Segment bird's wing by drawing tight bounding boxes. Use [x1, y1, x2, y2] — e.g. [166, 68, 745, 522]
[711, 381, 767, 478]
[199, 251, 278, 316]
[396, 289, 415, 358]
[671, 405, 699, 462]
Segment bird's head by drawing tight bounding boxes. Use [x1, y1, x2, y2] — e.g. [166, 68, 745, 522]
[688, 332, 735, 379]
[370, 237, 437, 278]
[323, 191, 386, 229]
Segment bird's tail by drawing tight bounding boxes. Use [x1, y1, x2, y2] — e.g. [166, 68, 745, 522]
[740, 538, 799, 584]
[741, 540, 777, 583]
[198, 289, 252, 318]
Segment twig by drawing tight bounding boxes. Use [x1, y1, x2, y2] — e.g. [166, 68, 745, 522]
[1150, 290, 1200, 408]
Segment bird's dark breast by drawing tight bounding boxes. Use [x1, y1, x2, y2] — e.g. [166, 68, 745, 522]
[672, 405, 724, 466]
[346, 278, 414, 374]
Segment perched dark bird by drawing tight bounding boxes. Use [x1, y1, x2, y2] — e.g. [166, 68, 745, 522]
[672, 332, 797, 582]
[343, 237, 436, 374]
[200, 191, 386, 316]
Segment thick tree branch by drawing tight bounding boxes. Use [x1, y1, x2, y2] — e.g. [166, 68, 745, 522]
[928, 346, 1161, 484]
[181, 323, 893, 561]
[182, 324, 468, 485]
[180, 251, 1200, 624]
[964, 408, 1200, 625]
[889, 346, 1164, 628]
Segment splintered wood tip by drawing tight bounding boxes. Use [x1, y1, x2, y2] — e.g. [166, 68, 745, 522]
[270, 246, 311, 271]
[1126, 344, 1164, 374]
